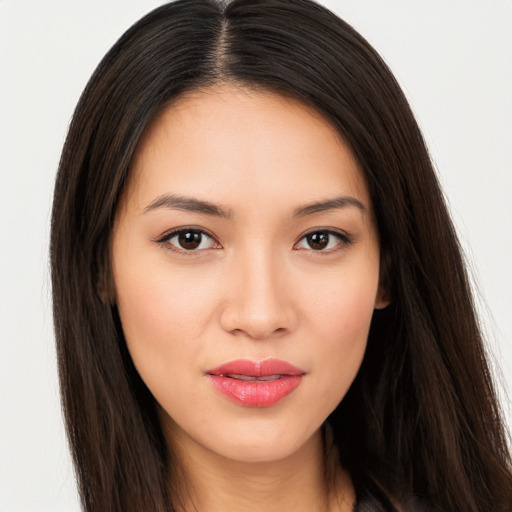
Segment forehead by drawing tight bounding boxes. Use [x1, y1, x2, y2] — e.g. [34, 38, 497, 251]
[126, 85, 371, 215]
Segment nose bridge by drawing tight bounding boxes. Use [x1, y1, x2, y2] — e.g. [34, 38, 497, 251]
[221, 242, 293, 338]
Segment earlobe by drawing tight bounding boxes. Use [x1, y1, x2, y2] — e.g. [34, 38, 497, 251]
[374, 292, 390, 310]
[97, 263, 117, 305]
[375, 285, 391, 310]
[375, 249, 392, 310]
[98, 281, 116, 304]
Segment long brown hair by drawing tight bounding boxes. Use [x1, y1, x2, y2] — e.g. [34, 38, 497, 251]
[50, 0, 512, 510]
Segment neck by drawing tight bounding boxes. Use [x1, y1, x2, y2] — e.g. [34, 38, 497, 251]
[166, 424, 355, 512]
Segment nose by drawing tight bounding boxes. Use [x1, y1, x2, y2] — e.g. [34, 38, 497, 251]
[219, 247, 296, 340]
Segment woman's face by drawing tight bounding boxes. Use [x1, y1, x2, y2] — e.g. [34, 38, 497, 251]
[112, 86, 387, 464]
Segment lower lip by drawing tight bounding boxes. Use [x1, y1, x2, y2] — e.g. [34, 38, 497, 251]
[207, 375, 303, 407]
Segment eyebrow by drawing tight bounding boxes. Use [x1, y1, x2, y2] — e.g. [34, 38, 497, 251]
[143, 193, 366, 219]
[293, 196, 366, 217]
[144, 194, 232, 218]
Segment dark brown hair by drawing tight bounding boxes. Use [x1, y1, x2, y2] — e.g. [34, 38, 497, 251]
[50, 0, 512, 510]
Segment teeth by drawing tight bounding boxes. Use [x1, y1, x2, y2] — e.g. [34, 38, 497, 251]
[257, 375, 282, 381]
[223, 374, 282, 381]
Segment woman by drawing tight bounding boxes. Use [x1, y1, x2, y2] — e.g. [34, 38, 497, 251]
[50, 0, 512, 510]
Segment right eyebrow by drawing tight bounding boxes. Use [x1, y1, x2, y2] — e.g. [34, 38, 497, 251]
[293, 195, 366, 217]
[143, 194, 232, 219]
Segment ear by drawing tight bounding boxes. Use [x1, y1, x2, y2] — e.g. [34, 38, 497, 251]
[98, 279, 116, 304]
[375, 285, 391, 310]
[97, 274, 116, 304]
[375, 249, 392, 310]
[97, 257, 116, 305]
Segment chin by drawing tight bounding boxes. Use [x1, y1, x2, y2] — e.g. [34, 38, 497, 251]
[200, 414, 324, 464]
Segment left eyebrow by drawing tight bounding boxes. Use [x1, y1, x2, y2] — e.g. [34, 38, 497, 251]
[293, 196, 367, 217]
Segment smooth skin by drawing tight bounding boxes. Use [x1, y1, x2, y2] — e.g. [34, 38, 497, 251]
[112, 85, 389, 512]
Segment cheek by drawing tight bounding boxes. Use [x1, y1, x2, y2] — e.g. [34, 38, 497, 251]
[300, 265, 378, 407]
[113, 258, 217, 393]
[303, 254, 378, 337]
[115, 249, 220, 333]
[317, 282, 376, 344]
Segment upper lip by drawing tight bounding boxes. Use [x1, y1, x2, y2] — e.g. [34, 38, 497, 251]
[206, 358, 305, 377]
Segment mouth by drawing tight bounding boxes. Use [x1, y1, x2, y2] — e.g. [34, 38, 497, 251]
[206, 359, 305, 408]
[218, 374, 284, 381]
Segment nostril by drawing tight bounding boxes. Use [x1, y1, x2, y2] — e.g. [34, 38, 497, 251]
[220, 308, 292, 339]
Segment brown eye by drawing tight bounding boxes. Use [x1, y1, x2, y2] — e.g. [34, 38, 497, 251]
[295, 230, 352, 252]
[163, 229, 217, 252]
[177, 230, 203, 250]
[306, 231, 330, 250]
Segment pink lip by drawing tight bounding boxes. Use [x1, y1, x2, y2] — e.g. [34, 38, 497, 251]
[206, 359, 305, 408]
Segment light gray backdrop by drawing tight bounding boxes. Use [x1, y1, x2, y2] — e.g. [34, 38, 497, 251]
[1, 1, 511, 510]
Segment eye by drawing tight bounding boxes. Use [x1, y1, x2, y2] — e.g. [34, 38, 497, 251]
[295, 230, 351, 252]
[159, 228, 218, 252]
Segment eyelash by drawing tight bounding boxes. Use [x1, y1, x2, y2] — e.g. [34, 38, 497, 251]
[156, 227, 354, 255]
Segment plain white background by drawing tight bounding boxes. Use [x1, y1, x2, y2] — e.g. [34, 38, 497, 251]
[1, 1, 511, 510]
